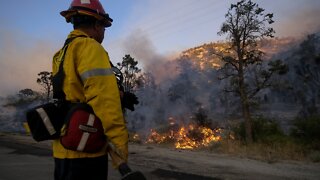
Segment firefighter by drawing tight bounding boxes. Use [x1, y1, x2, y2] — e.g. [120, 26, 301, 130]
[53, 0, 128, 179]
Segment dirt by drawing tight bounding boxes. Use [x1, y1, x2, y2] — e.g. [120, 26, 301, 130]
[1, 132, 319, 180]
[129, 143, 320, 180]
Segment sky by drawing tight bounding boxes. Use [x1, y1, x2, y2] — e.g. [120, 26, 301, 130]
[0, 0, 320, 96]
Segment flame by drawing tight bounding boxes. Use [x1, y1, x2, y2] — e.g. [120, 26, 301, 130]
[146, 129, 172, 144]
[129, 133, 142, 143]
[145, 123, 222, 149]
[133, 133, 140, 141]
[175, 125, 221, 149]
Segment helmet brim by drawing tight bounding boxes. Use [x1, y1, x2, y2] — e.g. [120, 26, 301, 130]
[60, 9, 113, 27]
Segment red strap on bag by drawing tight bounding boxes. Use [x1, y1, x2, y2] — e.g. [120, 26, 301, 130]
[60, 104, 106, 153]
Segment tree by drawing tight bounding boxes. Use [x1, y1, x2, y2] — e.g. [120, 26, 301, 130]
[167, 57, 201, 111]
[217, 0, 287, 143]
[37, 71, 53, 101]
[139, 72, 157, 90]
[18, 88, 35, 97]
[295, 34, 320, 90]
[291, 34, 320, 117]
[116, 54, 143, 92]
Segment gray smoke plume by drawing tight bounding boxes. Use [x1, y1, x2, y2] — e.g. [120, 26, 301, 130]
[122, 32, 227, 134]
[122, 29, 179, 85]
[0, 29, 54, 96]
[275, 3, 320, 38]
[123, 33, 320, 136]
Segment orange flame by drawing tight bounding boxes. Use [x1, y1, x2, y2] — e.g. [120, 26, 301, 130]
[133, 133, 140, 140]
[146, 129, 171, 144]
[145, 124, 222, 149]
[175, 124, 221, 149]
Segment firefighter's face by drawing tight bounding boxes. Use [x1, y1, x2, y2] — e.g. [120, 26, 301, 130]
[94, 21, 105, 43]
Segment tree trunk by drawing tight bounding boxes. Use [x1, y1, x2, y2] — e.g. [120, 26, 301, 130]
[238, 60, 253, 143]
[243, 100, 253, 143]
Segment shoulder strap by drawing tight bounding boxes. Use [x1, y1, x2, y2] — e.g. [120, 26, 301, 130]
[52, 35, 87, 100]
[109, 61, 124, 91]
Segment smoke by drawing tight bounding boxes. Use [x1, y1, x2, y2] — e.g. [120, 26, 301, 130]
[0, 104, 20, 132]
[123, 37, 225, 133]
[0, 28, 61, 133]
[0, 29, 56, 96]
[122, 29, 180, 85]
[120, 30, 227, 132]
[124, 34, 320, 134]
[274, 3, 320, 38]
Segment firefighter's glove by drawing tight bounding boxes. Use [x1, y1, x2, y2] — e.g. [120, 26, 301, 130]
[109, 143, 128, 169]
[122, 92, 139, 111]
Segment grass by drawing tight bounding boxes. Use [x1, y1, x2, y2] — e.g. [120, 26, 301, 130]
[207, 115, 320, 162]
[208, 138, 312, 163]
[308, 151, 320, 162]
[128, 115, 320, 163]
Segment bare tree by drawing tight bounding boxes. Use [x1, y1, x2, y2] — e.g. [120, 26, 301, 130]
[37, 71, 53, 101]
[217, 0, 287, 143]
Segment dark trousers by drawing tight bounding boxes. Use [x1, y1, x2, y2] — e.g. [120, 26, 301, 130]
[54, 155, 108, 180]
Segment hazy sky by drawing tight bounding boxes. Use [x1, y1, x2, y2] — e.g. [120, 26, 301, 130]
[0, 0, 319, 96]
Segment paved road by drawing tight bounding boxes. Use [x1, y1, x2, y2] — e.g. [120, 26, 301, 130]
[0, 133, 221, 180]
[0, 134, 120, 180]
[0, 139, 54, 180]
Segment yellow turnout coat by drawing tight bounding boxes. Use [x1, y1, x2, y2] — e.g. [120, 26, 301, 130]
[52, 30, 128, 160]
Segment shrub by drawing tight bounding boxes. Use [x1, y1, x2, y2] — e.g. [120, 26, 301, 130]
[308, 151, 320, 162]
[233, 116, 286, 143]
[290, 115, 320, 149]
[193, 107, 212, 127]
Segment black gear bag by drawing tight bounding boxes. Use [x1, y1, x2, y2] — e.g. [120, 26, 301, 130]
[26, 102, 69, 141]
[26, 36, 82, 142]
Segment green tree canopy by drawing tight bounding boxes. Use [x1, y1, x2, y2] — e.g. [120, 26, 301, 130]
[37, 71, 52, 101]
[217, 0, 287, 143]
[116, 54, 143, 92]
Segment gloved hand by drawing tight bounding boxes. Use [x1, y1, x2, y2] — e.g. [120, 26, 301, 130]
[108, 143, 146, 180]
[122, 92, 139, 111]
[119, 163, 147, 180]
[108, 143, 128, 169]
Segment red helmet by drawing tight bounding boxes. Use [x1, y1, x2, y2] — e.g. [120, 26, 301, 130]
[60, 0, 113, 27]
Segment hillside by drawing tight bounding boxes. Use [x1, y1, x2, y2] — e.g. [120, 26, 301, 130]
[179, 37, 296, 70]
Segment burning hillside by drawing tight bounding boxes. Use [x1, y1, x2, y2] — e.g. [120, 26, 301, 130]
[126, 36, 301, 145]
[179, 37, 295, 70]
